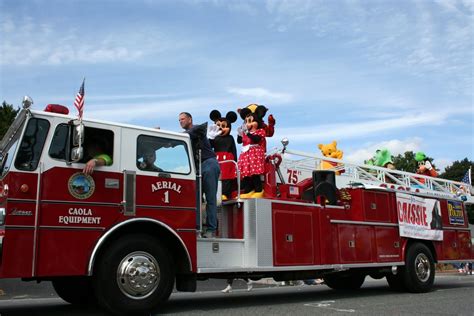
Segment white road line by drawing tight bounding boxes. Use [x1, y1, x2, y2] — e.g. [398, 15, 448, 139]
[304, 300, 355, 313]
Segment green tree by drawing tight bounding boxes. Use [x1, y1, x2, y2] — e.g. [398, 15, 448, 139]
[439, 158, 474, 224]
[439, 158, 473, 182]
[0, 101, 20, 139]
[393, 151, 436, 173]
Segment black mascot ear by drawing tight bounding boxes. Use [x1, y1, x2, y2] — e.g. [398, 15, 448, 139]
[239, 108, 251, 120]
[254, 105, 268, 120]
[209, 110, 222, 122]
[226, 111, 237, 124]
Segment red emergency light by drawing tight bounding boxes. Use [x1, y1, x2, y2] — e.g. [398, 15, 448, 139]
[44, 104, 69, 115]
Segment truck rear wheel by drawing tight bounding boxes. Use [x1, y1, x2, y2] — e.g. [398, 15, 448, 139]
[93, 234, 174, 315]
[52, 276, 95, 305]
[402, 242, 435, 293]
[323, 273, 365, 290]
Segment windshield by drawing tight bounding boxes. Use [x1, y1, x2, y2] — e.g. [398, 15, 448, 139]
[0, 110, 27, 177]
[14, 118, 50, 171]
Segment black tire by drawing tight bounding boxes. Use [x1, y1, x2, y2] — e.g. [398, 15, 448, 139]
[52, 276, 96, 305]
[386, 270, 406, 291]
[93, 234, 175, 315]
[402, 242, 435, 293]
[323, 273, 366, 290]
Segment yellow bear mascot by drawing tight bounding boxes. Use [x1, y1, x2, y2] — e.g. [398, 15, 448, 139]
[318, 141, 344, 174]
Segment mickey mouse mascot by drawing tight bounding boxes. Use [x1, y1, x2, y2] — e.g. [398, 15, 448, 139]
[209, 110, 238, 200]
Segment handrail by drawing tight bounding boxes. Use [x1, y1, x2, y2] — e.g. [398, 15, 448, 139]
[217, 159, 241, 202]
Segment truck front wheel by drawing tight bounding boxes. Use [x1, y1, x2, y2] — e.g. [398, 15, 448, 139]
[93, 234, 174, 315]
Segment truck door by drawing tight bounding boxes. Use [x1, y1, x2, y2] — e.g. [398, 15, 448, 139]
[134, 134, 196, 229]
[1, 117, 50, 277]
[36, 123, 122, 277]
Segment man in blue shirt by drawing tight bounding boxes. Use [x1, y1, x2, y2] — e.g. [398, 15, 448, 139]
[179, 112, 220, 238]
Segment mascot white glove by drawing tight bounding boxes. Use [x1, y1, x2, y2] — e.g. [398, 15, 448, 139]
[237, 123, 247, 137]
[424, 160, 433, 170]
[207, 124, 221, 140]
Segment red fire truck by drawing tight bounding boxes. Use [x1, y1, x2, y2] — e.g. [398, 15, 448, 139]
[0, 98, 472, 315]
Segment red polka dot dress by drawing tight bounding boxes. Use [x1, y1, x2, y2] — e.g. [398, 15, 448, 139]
[238, 128, 266, 177]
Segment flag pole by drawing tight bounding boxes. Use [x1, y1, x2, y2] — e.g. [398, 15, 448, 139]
[74, 78, 85, 122]
[469, 166, 472, 185]
[80, 77, 85, 122]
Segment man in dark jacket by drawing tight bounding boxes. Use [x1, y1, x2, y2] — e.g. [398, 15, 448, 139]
[179, 112, 220, 238]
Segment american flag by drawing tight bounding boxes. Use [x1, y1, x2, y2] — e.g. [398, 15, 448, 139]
[74, 79, 85, 119]
[461, 168, 471, 185]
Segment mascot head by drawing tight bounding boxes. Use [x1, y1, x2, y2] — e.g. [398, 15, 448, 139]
[374, 149, 395, 169]
[238, 104, 268, 121]
[415, 152, 427, 162]
[318, 141, 343, 159]
[238, 104, 267, 132]
[209, 110, 237, 136]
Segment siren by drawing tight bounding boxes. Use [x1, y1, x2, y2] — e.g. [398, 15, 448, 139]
[44, 104, 69, 115]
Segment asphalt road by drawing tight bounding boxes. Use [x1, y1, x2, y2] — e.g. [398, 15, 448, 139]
[0, 274, 473, 315]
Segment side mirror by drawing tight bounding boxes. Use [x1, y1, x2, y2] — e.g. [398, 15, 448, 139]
[69, 121, 84, 163]
[71, 147, 83, 162]
[73, 123, 84, 146]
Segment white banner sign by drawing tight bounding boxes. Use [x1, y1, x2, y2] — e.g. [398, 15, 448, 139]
[396, 193, 443, 241]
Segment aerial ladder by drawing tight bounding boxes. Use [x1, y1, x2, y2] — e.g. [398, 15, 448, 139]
[270, 140, 473, 204]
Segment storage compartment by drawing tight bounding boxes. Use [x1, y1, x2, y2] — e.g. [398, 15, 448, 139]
[441, 230, 459, 260]
[458, 231, 471, 259]
[374, 227, 401, 262]
[363, 191, 392, 222]
[337, 224, 374, 263]
[273, 209, 314, 266]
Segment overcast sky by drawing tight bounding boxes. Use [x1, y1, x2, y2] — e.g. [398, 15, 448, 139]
[1, 0, 473, 171]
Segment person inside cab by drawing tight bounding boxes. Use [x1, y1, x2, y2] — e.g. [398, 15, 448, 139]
[138, 149, 163, 172]
[83, 138, 113, 175]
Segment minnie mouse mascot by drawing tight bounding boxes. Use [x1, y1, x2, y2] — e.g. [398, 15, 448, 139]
[237, 106, 267, 198]
[238, 103, 275, 151]
[209, 110, 238, 200]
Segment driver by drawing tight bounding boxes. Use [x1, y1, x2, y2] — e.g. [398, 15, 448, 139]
[138, 149, 163, 172]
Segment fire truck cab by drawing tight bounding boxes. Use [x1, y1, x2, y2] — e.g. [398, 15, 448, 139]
[0, 99, 472, 315]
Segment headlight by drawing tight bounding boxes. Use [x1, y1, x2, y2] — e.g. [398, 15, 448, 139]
[0, 207, 5, 225]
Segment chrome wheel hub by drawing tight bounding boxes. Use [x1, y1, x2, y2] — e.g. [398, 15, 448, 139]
[414, 253, 430, 282]
[117, 251, 160, 299]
